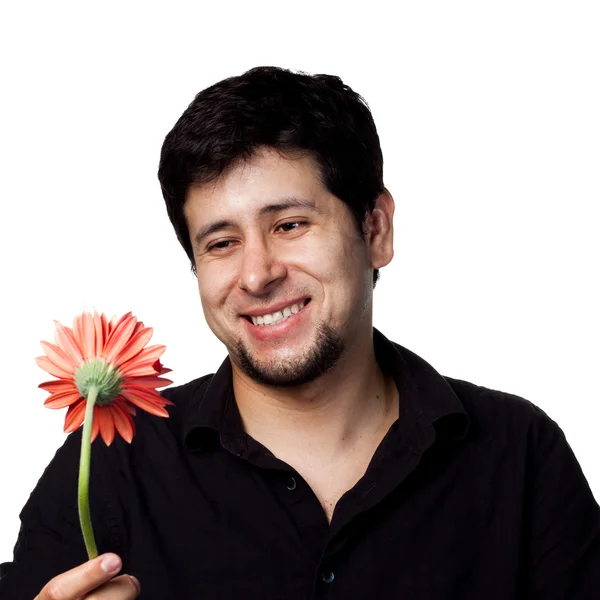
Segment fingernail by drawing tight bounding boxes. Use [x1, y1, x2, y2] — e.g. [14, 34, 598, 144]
[101, 553, 122, 574]
[130, 575, 141, 593]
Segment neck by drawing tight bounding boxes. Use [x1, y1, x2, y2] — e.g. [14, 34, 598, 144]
[231, 329, 399, 461]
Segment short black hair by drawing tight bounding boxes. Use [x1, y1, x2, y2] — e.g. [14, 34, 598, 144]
[158, 66, 384, 286]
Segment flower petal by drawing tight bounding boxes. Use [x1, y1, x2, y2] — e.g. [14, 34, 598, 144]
[35, 356, 72, 379]
[99, 313, 108, 346]
[113, 326, 154, 368]
[44, 390, 82, 409]
[54, 322, 84, 365]
[64, 399, 86, 432]
[107, 312, 133, 338]
[108, 314, 119, 333]
[123, 385, 175, 407]
[132, 321, 145, 337]
[91, 406, 101, 442]
[93, 312, 105, 357]
[98, 408, 115, 446]
[74, 313, 95, 360]
[81, 312, 96, 359]
[40, 341, 76, 374]
[103, 315, 138, 364]
[125, 375, 173, 389]
[121, 389, 171, 417]
[115, 396, 137, 415]
[118, 345, 166, 376]
[73, 314, 84, 353]
[122, 365, 161, 378]
[39, 379, 77, 393]
[154, 361, 172, 375]
[111, 401, 135, 443]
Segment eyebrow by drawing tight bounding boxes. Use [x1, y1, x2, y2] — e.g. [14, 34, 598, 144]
[193, 196, 318, 248]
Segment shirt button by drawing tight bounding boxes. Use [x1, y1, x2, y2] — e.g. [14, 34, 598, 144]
[286, 476, 297, 491]
[322, 571, 335, 584]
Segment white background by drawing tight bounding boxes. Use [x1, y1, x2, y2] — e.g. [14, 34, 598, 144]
[1, 1, 598, 564]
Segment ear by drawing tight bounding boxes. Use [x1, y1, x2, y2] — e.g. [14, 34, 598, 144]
[364, 188, 394, 269]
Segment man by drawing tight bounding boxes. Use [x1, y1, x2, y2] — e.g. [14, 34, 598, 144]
[1, 66, 599, 599]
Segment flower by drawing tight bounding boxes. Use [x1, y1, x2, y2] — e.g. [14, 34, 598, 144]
[36, 311, 173, 445]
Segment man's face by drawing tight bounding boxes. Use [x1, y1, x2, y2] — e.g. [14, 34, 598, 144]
[184, 147, 387, 387]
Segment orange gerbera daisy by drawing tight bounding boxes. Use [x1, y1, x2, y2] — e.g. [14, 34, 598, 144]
[36, 311, 173, 445]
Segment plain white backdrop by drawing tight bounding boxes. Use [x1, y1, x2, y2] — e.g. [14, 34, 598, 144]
[0, 1, 598, 564]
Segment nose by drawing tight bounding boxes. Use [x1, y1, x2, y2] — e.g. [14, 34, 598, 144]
[238, 235, 287, 295]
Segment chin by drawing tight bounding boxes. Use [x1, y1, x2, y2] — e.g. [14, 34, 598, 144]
[234, 323, 345, 387]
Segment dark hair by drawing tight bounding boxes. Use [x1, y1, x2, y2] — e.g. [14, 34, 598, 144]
[158, 66, 384, 286]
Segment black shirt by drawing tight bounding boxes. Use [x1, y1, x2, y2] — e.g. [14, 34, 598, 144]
[1, 329, 599, 599]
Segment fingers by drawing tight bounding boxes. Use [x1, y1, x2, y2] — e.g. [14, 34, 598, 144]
[86, 574, 141, 599]
[35, 553, 140, 600]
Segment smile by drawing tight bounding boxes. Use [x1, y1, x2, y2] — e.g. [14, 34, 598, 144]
[248, 299, 310, 326]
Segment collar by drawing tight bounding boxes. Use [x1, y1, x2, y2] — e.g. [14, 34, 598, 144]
[182, 328, 470, 454]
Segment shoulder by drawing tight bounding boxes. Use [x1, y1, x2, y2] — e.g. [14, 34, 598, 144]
[443, 375, 566, 454]
[122, 372, 216, 443]
[445, 375, 550, 421]
[443, 382, 600, 593]
[439, 376, 597, 517]
[19, 372, 220, 519]
[160, 372, 214, 406]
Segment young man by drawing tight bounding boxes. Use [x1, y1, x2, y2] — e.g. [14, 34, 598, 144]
[2, 67, 599, 599]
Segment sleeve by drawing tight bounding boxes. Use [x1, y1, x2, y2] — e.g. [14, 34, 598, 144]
[526, 408, 600, 598]
[0, 430, 121, 600]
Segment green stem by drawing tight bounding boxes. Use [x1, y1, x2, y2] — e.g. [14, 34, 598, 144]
[78, 386, 98, 559]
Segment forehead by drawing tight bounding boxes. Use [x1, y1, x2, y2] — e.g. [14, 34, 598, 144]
[184, 148, 327, 222]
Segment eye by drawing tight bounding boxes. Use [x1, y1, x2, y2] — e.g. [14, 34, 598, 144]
[277, 221, 306, 233]
[207, 240, 235, 252]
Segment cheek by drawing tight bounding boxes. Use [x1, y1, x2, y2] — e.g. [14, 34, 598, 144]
[299, 237, 366, 306]
[197, 283, 235, 340]
[288, 232, 348, 278]
[197, 286, 217, 328]
[316, 233, 366, 282]
[197, 259, 239, 297]
[326, 239, 372, 311]
[196, 271, 232, 317]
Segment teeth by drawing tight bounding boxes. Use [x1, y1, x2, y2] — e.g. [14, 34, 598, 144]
[249, 301, 307, 326]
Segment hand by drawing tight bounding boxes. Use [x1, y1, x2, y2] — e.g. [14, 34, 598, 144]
[34, 554, 140, 599]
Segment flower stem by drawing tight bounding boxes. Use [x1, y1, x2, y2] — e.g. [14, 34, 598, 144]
[78, 385, 98, 559]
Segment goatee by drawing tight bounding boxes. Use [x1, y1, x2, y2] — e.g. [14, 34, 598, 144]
[235, 323, 345, 387]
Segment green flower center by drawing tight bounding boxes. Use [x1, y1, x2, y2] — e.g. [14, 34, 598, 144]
[74, 359, 123, 406]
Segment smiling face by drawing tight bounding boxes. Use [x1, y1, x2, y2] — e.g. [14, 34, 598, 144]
[184, 147, 393, 388]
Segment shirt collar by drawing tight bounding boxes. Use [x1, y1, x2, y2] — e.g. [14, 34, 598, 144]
[373, 329, 470, 453]
[183, 328, 470, 453]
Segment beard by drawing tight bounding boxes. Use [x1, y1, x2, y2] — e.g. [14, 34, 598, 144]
[234, 322, 345, 387]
